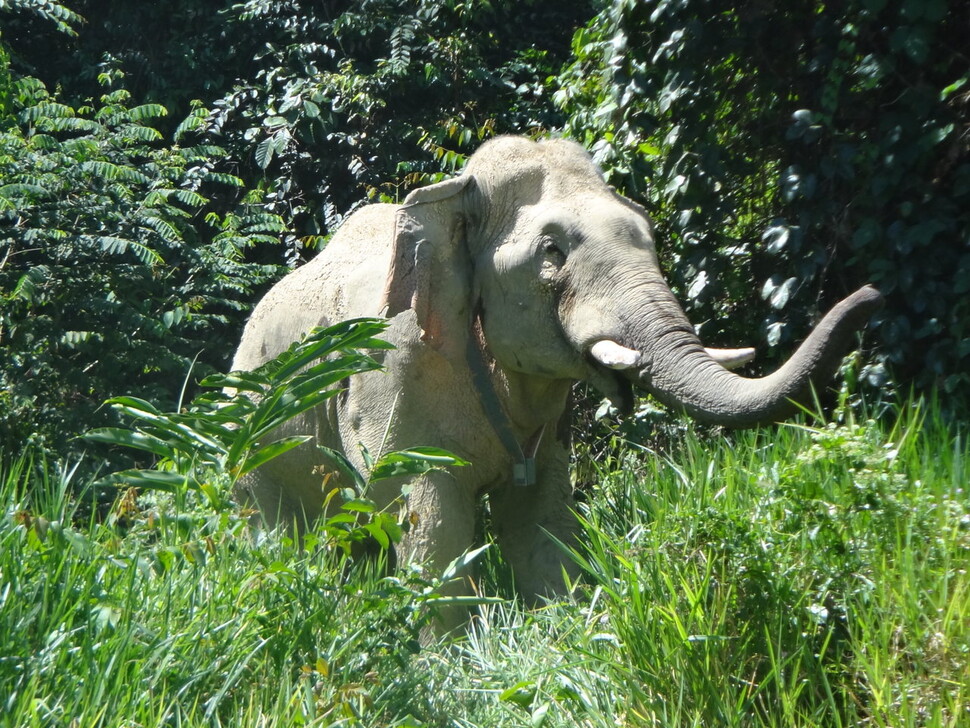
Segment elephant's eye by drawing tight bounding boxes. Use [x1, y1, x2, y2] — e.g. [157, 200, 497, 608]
[539, 237, 566, 282]
[541, 239, 566, 263]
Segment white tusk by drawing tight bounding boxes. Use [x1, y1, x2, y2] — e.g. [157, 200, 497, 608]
[590, 340, 641, 370]
[704, 346, 756, 370]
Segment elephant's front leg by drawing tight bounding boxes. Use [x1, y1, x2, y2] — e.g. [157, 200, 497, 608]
[398, 469, 478, 635]
[487, 437, 580, 604]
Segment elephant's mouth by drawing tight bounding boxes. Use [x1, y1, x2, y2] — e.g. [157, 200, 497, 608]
[584, 343, 638, 414]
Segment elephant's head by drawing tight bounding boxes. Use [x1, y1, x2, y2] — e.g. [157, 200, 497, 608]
[384, 136, 883, 426]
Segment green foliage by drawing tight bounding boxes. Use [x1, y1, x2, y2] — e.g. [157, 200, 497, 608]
[0, 0, 83, 37]
[0, 0, 242, 127]
[0, 67, 286, 459]
[6, 0, 969, 436]
[565, 401, 969, 725]
[6, 0, 594, 264]
[2, 397, 967, 726]
[0, 4, 966, 725]
[0, 320, 488, 726]
[554, 0, 970, 402]
[84, 321, 387, 491]
[0, 455, 471, 726]
[204, 0, 592, 260]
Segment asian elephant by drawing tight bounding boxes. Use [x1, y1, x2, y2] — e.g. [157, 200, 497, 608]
[232, 136, 882, 621]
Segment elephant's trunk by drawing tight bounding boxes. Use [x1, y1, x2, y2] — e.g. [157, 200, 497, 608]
[595, 284, 884, 427]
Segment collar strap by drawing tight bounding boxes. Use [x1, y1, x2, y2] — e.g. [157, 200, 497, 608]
[464, 313, 543, 486]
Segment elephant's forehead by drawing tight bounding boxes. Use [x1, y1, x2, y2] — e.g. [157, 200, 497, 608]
[517, 196, 655, 248]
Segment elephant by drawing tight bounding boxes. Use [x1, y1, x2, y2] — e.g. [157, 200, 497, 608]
[231, 136, 883, 625]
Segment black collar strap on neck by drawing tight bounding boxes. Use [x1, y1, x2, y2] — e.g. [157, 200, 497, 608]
[464, 312, 543, 486]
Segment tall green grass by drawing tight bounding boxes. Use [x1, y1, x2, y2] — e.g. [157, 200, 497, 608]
[2, 398, 967, 726]
[0, 457, 438, 726]
[562, 401, 969, 727]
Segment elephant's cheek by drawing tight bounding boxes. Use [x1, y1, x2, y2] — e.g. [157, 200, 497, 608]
[481, 307, 583, 380]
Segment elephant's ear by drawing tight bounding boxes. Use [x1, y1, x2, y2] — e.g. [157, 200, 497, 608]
[382, 175, 475, 352]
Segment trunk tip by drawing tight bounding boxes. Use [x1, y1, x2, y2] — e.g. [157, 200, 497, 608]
[851, 284, 884, 312]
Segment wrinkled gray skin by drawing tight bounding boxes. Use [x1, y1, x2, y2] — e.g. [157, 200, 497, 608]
[232, 137, 883, 629]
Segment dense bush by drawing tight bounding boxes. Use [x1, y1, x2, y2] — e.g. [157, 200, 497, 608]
[0, 45, 285, 457]
[1, 0, 243, 124]
[554, 0, 969, 401]
[4, 0, 595, 261]
[3, 397, 967, 726]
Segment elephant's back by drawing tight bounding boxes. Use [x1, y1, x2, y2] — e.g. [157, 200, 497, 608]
[233, 203, 399, 370]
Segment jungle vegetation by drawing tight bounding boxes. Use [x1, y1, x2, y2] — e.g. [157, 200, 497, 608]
[1, 2, 968, 726]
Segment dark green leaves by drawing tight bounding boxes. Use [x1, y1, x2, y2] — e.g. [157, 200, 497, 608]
[205, 0, 590, 248]
[0, 0, 82, 37]
[0, 69, 287, 460]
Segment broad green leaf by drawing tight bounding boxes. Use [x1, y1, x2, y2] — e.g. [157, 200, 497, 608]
[362, 521, 390, 549]
[440, 544, 490, 581]
[239, 436, 313, 476]
[255, 136, 276, 170]
[247, 391, 343, 443]
[0, 183, 50, 200]
[202, 370, 269, 392]
[204, 171, 244, 187]
[80, 160, 123, 181]
[174, 111, 204, 141]
[369, 448, 469, 482]
[161, 308, 184, 329]
[172, 188, 207, 207]
[123, 125, 163, 143]
[127, 103, 168, 121]
[98, 469, 194, 492]
[371, 513, 402, 542]
[11, 265, 50, 302]
[94, 236, 164, 266]
[41, 116, 100, 133]
[82, 427, 175, 458]
[18, 101, 75, 122]
[270, 321, 390, 382]
[341, 498, 376, 513]
[316, 445, 366, 491]
[141, 215, 182, 244]
[325, 513, 358, 526]
[108, 401, 226, 458]
[105, 396, 163, 416]
[60, 330, 96, 348]
[499, 681, 537, 709]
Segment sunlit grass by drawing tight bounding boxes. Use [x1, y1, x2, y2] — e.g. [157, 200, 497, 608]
[2, 396, 967, 726]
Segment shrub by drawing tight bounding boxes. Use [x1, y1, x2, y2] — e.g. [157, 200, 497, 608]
[0, 60, 286, 459]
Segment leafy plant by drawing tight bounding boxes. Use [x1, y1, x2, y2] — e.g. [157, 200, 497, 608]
[85, 321, 384, 492]
[559, 397, 970, 726]
[0, 61, 286, 460]
[0, 0, 83, 37]
[0, 450, 478, 726]
[2, 393, 967, 727]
